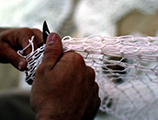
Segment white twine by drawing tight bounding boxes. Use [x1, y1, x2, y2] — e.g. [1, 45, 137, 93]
[17, 35, 158, 120]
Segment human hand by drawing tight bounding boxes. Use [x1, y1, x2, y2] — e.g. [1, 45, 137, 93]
[0, 28, 43, 71]
[30, 33, 100, 120]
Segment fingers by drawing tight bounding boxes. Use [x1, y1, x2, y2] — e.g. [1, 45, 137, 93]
[42, 33, 62, 70]
[86, 66, 95, 83]
[13, 28, 33, 54]
[16, 28, 43, 54]
[3, 28, 43, 55]
[11, 28, 42, 70]
[32, 28, 43, 48]
[0, 28, 43, 71]
[3, 46, 27, 71]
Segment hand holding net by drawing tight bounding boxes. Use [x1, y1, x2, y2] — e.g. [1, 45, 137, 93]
[18, 35, 158, 120]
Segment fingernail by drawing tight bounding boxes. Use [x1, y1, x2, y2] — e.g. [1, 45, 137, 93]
[18, 60, 24, 70]
[47, 33, 57, 44]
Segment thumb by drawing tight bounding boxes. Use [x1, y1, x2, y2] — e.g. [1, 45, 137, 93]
[42, 33, 62, 69]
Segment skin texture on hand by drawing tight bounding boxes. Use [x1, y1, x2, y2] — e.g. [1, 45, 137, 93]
[30, 33, 100, 120]
[0, 28, 43, 71]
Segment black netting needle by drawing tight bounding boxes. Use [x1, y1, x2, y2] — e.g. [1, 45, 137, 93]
[43, 21, 50, 43]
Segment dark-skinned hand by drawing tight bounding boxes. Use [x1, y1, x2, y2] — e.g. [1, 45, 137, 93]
[0, 28, 43, 70]
[31, 33, 100, 120]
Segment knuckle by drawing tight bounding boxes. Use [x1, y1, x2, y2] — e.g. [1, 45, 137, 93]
[61, 52, 85, 65]
[16, 28, 31, 37]
[69, 52, 85, 64]
[15, 28, 32, 46]
[74, 53, 84, 62]
[32, 28, 42, 39]
[87, 66, 95, 79]
[95, 82, 99, 92]
[17, 28, 33, 39]
[87, 66, 95, 75]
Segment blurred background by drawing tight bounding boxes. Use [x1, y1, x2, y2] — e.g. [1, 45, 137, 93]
[1, 0, 158, 119]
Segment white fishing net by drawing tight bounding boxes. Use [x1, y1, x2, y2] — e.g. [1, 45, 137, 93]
[18, 35, 158, 120]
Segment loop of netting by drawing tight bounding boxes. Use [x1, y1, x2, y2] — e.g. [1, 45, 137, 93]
[18, 35, 158, 120]
[17, 36, 45, 85]
[62, 35, 158, 62]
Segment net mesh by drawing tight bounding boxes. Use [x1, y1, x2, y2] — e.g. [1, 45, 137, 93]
[18, 35, 158, 120]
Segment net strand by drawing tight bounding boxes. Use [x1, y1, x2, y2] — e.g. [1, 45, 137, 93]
[17, 35, 158, 120]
